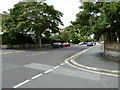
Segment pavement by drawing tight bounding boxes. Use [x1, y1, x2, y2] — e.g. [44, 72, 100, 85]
[65, 45, 120, 77]
[75, 45, 119, 70]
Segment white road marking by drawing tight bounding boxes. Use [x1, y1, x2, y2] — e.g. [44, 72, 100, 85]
[65, 46, 119, 77]
[13, 79, 30, 88]
[32, 73, 43, 80]
[60, 63, 65, 66]
[65, 60, 68, 63]
[53, 65, 60, 69]
[44, 69, 53, 73]
[12, 62, 68, 88]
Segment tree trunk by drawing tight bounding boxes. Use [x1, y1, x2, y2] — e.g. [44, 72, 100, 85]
[39, 36, 42, 48]
[110, 31, 117, 42]
[36, 35, 42, 48]
[38, 35, 42, 48]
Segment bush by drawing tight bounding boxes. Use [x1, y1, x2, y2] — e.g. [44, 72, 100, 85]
[2, 32, 35, 45]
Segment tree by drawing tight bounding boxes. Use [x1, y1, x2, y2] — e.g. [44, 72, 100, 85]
[72, 2, 120, 42]
[60, 30, 69, 42]
[2, 32, 35, 45]
[64, 25, 80, 43]
[2, 2, 63, 47]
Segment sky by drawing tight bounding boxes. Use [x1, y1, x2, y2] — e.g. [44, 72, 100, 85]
[0, 0, 81, 28]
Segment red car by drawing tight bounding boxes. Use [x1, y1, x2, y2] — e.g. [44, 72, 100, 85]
[51, 42, 63, 48]
[62, 42, 70, 47]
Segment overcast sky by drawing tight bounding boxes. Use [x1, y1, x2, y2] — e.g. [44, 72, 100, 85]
[0, 0, 81, 28]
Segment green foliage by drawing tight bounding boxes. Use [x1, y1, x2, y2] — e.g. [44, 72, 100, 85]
[71, 2, 120, 42]
[63, 25, 89, 42]
[2, 1, 63, 46]
[44, 31, 51, 38]
[2, 32, 35, 45]
[41, 37, 52, 44]
[61, 30, 69, 42]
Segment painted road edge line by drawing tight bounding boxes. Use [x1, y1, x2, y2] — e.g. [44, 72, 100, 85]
[67, 60, 119, 77]
[32, 73, 43, 80]
[13, 80, 30, 88]
[70, 59, 119, 77]
[64, 46, 120, 77]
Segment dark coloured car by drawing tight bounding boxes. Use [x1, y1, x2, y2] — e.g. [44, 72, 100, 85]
[51, 42, 63, 48]
[87, 42, 94, 46]
[62, 42, 70, 47]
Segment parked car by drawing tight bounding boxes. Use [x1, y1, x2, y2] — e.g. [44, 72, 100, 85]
[51, 42, 63, 48]
[84, 42, 87, 44]
[87, 42, 94, 46]
[62, 42, 70, 47]
[78, 42, 84, 45]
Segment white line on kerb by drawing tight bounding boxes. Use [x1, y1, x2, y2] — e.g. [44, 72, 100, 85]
[65, 61, 68, 63]
[53, 65, 60, 69]
[13, 80, 30, 88]
[32, 73, 43, 80]
[44, 69, 53, 73]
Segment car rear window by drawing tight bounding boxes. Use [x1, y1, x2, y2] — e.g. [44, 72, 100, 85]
[53, 43, 61, 44]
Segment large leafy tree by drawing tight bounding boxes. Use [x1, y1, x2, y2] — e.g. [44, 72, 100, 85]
[71, 2, 93, 38]
[2, 1, 63, 47]
[63, 25, 80, 43]
[72, 2, 120, 42]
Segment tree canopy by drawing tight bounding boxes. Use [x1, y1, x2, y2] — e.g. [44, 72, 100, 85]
[71, 2, 120, 42]
[2, 1, 63, 47]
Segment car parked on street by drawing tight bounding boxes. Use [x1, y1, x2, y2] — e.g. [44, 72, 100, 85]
[78, 42, 84, 45]
[62, 42, 70, 47]
[87, 42, 94, 46]
[51, 42, 64, 48]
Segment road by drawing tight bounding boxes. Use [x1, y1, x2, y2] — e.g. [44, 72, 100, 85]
[2, 45, 119, 88]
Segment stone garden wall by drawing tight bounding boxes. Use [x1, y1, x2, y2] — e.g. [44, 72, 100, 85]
[104, 42, 120, 61]
[0, 44, 50, 49]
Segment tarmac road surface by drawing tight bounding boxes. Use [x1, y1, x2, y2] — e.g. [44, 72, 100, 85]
[1, 45, 119, 88]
